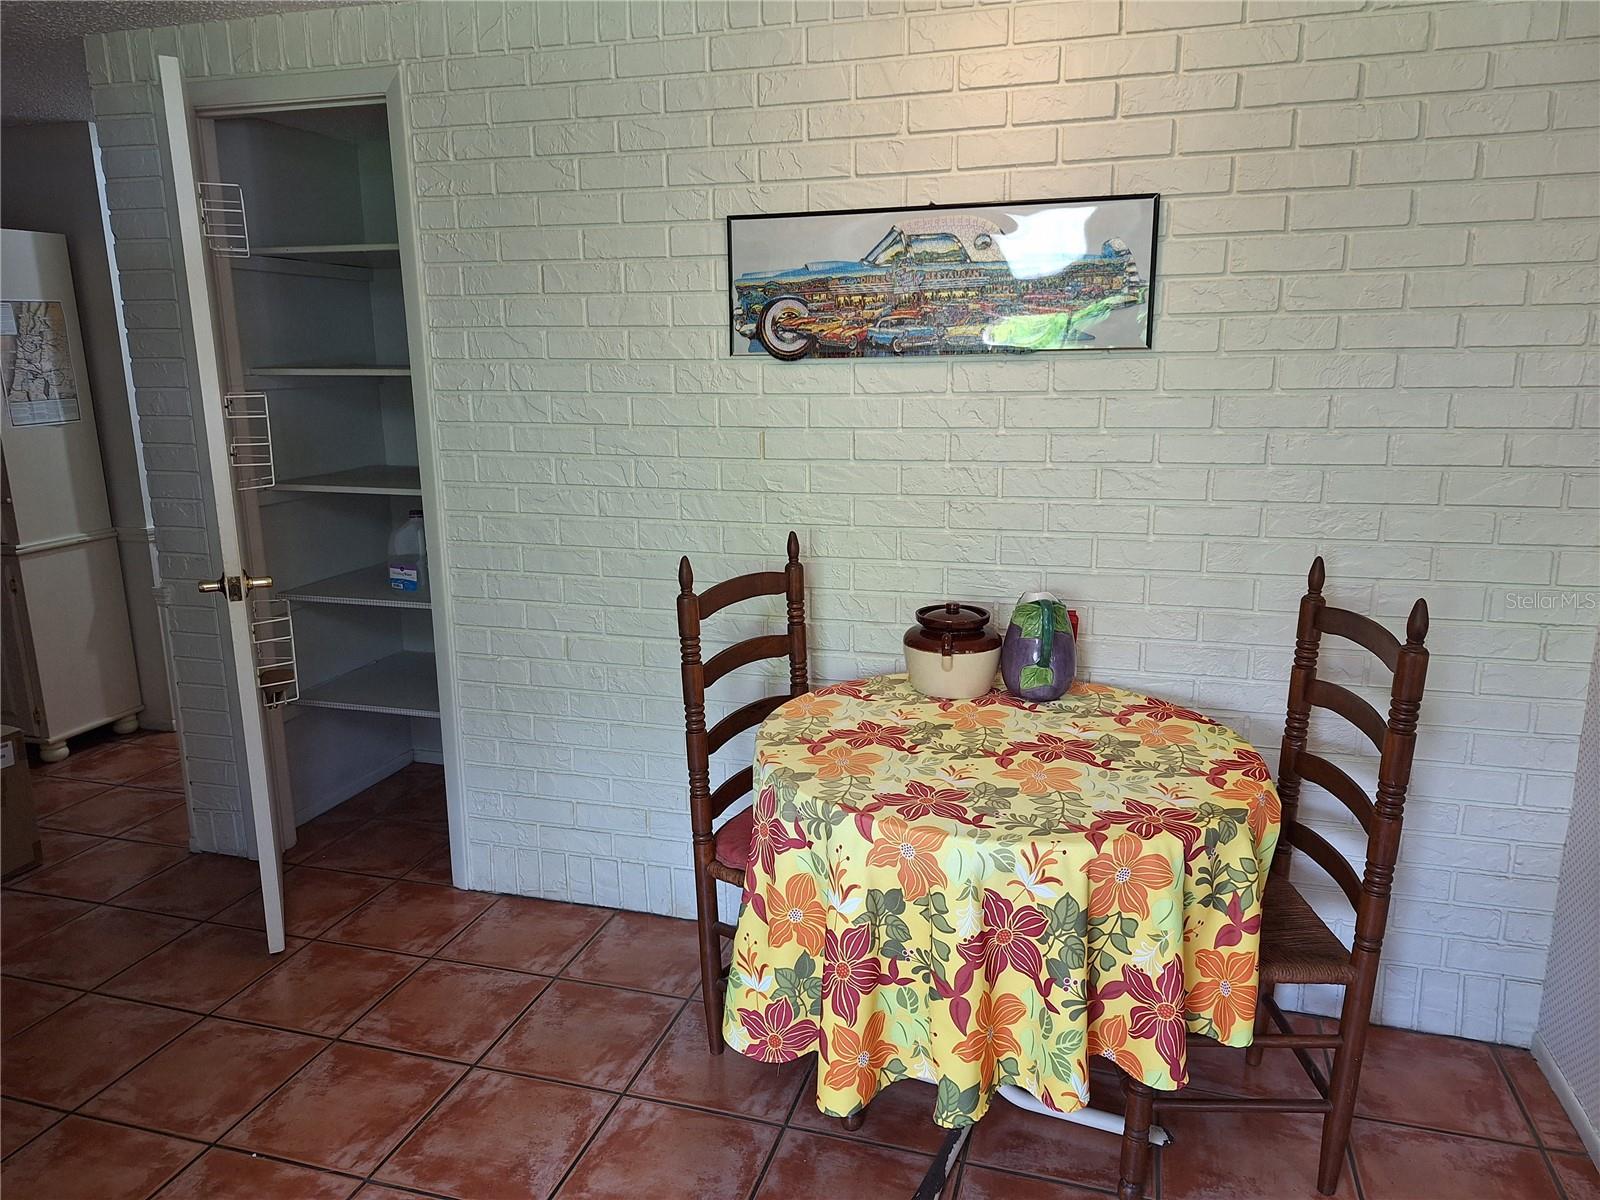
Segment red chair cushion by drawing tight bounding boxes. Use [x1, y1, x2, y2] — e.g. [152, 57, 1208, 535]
[714, 805, 754, 871]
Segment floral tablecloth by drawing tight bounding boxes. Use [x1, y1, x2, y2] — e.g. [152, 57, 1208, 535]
[722, 673, 1280, 1127]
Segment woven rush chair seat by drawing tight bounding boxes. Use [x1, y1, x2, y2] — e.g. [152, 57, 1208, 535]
[1259, 877, 1356, 987]
[712, 806, 753, 877]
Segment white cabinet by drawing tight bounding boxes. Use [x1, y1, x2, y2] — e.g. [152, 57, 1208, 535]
[160, 58, 459, 949]
[1, 230, 143, 759]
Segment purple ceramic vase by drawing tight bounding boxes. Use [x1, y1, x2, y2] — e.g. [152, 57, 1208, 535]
[1000, 591, 1076, 701]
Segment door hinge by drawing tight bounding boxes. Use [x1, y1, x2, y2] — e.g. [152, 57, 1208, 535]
[197, 181, 249, 257]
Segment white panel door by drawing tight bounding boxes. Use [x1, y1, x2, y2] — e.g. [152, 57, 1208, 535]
[156, 54, 287, 953]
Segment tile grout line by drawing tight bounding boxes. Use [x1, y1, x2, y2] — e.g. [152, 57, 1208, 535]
[55, 890, 588, 1191]
[29, 921, 437, 1178]
[32, 768, 182, 795]
[36, 796, 189, 841]
[1488, 1043, 1578, 1200]
[958, 1163, 1128, 1200]
[199, 951, 441, 1159]
[12, 947, 1504, 1200]
[16, 978, 1407, 1200]
[6, 1093, 539, 1200]
[57, 934, 328, 1129]
[230, 901, 626, 1193]
[15, 798, 437, 908]
[0, 764, 424, 1177]
[6, 878, 624, 1048]
[1345, 1141, 1368, 1200]
[6, 848, 196, 907]
[4, 899, 1575, 1196]
[4, 908, 200, 1000]
[515, 911, 694, 1198]
[462, 931, 608, 1071]
[12, 761, 1575, 1199]
[744, 1041, 812, 1199]
[7, 992, 204, 1156]
[1349, 1109, 1568, 1153]
[504, 989, 694, 1198]
[20, 916, 1559, 1197]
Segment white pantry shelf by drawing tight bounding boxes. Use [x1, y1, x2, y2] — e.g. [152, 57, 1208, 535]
[273, 465, 421, 496]
[284, 563, 430, 610]
[251, 242, 402, 268]
[247, 364, 410, 377]
[294, 651, 439, 719]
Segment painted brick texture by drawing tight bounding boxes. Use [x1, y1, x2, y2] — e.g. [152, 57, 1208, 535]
[90, 0, 1598, 1047]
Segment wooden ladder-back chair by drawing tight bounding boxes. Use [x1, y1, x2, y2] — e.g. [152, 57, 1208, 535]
[677, 532, 808, 1057]
[1117, 557, 1430, 1199]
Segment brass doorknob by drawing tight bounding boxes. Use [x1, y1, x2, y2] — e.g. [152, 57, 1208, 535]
[197, 574, 272, 597]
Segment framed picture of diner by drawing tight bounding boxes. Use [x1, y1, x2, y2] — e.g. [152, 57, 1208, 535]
[726, 192, 1159, 361]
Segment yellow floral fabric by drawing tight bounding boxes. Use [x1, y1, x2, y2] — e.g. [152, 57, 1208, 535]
[723, 674, 1280, 1127]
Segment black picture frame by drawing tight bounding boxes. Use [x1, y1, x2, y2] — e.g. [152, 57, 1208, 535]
[725, 192, 1160, 360]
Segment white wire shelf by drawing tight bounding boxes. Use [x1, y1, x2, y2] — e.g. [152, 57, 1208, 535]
[273, 465, 421, 496]
[246, 364, 410, 377]
[285, 563, 431, 610]
[250, 243, 401, 268]
[294, 651, 439, 719]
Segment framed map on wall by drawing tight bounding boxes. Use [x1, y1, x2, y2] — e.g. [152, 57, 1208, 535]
[727, 193, 1158, 360]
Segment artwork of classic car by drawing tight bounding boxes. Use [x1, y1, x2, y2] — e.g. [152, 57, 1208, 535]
[728, 199, 1156, 360]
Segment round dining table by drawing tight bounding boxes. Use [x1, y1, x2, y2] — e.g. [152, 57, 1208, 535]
[721, 673, 1282, 1128]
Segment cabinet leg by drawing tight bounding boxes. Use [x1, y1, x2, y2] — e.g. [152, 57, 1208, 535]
[37, 740, 69, 763]
[111, 715, 140, 735]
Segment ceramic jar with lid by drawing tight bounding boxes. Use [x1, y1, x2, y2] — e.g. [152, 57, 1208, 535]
[903, 602, 1002, 700]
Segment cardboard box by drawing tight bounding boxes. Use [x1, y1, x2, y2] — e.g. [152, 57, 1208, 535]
[1, 726, 41, 878]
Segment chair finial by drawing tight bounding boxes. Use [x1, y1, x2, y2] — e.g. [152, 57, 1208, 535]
[1308, 556, 1326, 594]
[678, 555, 693, 593]
[786, 530, 799, 564]
[1407, 598, 1429, 645]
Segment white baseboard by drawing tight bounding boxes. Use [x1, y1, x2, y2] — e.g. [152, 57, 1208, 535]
[1531, 1032, 1600, 1164]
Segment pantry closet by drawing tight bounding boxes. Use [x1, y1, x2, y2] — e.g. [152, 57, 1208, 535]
[161, 57, 460, 949]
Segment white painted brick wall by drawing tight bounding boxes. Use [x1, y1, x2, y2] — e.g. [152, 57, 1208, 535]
[90, 0, 1597, 1048]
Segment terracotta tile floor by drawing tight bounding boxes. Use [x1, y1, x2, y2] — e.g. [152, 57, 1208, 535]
[3, 738, 1595, 1199]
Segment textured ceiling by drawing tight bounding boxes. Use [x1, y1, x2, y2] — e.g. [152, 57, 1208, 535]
[2, 1, 382, 123]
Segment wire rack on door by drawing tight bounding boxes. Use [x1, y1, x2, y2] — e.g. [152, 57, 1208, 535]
[250, 597, 298, 708]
